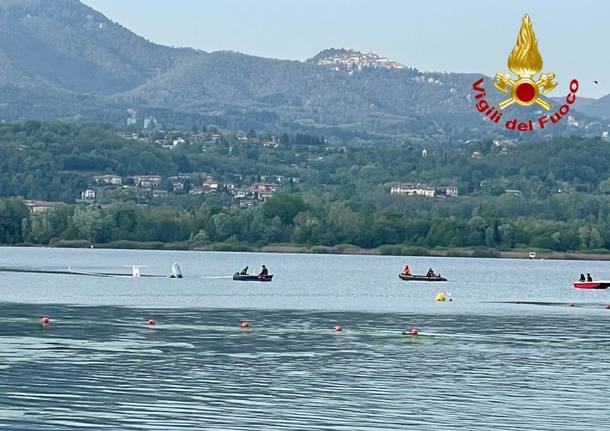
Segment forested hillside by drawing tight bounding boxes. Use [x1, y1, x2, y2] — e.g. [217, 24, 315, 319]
[2, 122, 610, 253]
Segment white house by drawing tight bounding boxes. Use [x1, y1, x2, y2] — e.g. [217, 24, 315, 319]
[391, 183, 436, 197]
[81, 189, 96, 200]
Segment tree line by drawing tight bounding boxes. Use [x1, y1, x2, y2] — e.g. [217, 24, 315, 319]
[2, 192, 610, 252]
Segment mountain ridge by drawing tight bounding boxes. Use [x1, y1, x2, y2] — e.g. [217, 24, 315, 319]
[0, 0, 606, 139]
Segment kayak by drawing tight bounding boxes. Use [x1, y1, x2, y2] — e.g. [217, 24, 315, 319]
[399, 274, 447, 282]
[573, 280, 610, 289]
[233, 273, 273, 282]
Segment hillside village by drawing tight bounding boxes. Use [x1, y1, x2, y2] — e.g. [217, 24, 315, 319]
[315, 50, 407, 73]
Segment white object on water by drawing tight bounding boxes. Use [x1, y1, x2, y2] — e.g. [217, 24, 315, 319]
[170, 263, 183, 278]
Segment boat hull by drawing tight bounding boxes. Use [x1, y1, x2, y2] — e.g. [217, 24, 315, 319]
[233, 274, 273, 282]
[573, 281, 610, 289]
[399, 274, 447, 282]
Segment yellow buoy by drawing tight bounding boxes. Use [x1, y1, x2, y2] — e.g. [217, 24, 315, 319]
[435, 292, 446, 302]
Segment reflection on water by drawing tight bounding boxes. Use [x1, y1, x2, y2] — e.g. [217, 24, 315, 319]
[1, 304, 609, 430]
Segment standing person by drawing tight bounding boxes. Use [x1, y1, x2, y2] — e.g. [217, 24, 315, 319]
[402, 265, 411, 276]
[260, 265, 269, 276]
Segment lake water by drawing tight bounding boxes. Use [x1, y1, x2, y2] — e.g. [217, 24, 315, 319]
[0, 247, 609, 430]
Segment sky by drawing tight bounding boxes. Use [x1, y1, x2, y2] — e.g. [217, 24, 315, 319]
[82, 0, 608, 98]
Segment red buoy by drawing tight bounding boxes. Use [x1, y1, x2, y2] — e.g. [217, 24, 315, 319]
[410, 328, 419, 336]
[41, 316, 50, 325]
[240, 321, 250, 328]
[334, 325, 342, 332]
[148, 319, 156, 326]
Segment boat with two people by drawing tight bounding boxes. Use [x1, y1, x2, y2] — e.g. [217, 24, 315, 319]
[573, 273, 610, 289]
[399, 265, 447, 282]
[233, 265, 273, 282]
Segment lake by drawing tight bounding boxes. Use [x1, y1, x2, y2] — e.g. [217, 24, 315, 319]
[1, 247, 609, 430]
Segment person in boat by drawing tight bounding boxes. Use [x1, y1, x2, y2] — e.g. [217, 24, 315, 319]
[587, 273, 593, 282]
[259, 265, 269, 276]
[401, 265, 412, 276]
[240, 266, 249, 275]
[579, 274, 586, 282]
[426, 268, 435, 278]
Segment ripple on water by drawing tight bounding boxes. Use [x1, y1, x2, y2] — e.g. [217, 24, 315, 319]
[1, 305, 609, 430]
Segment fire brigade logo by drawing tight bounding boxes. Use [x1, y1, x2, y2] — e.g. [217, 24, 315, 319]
[494, 14, 556, 110]
[471, 14, 579, 132]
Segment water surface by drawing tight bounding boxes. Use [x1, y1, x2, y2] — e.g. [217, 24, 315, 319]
[0, 247, 608, 429]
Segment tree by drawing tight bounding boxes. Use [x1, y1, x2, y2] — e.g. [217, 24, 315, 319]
[262, 193, 309, 224]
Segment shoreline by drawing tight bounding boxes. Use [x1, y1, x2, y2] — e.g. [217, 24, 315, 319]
[7, 241, 610, 261]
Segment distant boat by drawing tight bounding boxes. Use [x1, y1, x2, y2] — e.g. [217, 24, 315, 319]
[233, 273, 273, 282]
[399, 274, 447, 282]
[529, 251, 536, 259]
[573, 280, 610, 289]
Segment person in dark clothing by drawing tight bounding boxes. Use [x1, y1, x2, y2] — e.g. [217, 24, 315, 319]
[579, 274, 586, 282]
[587, 273, 593, 282]
[426, 268, 435, 278]
[240, 266, 249, 275]
[260, 265, 269, 276]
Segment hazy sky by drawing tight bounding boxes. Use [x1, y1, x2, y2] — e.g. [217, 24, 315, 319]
[82, 0, 607, 98]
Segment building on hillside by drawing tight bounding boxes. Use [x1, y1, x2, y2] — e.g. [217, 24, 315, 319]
[436, 186, 459, 197]
[238, 199, 258, 208]
[81, 189, 96, 200]
[24, 200, 62, 214]
[152, 190, 169, 199]
[172, 137, 186, 147]
[504, 189, 523, 197]
[143, 116, 158, 130]
[250, 183, 278, 201]
[202, 178, 219, 192]
[130, 175, 161, 188]
[390, 183, 436, 197]
[93, 175, 122, 185]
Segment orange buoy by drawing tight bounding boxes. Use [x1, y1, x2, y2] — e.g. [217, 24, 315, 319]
[41, 316, 50, 325]
[334, 325, 342, 332]
[240, 321, 250, 328]
[410, 328, 419, 336]
[148, 319, 156, 326]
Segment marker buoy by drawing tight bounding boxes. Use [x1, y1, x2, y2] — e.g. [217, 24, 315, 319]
[148, 319, 156, 326]
[240, 321, 250, 328]
[41, 316, 50, 325]
[435, 292, 446, 302]
[334, 325, 342, 332]
[410, 328, 419, 336]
